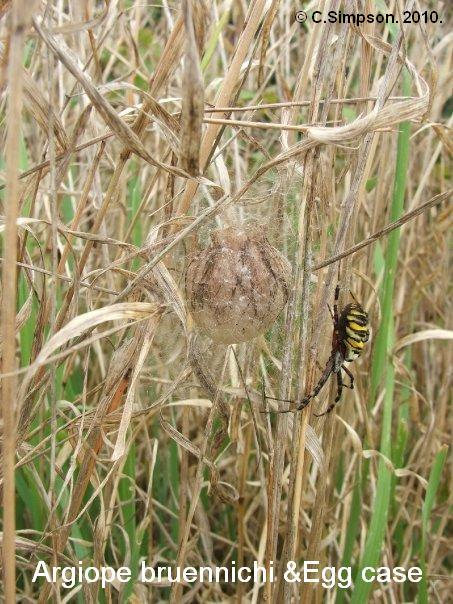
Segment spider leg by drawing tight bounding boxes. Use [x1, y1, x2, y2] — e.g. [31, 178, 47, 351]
[327, 303, 335, 324]
[266, 360, 335, 414]
[261, 407, 293, 414]
[264, 355, 337, 415]
[341, 364, 354, 389]
[260, 386, 293, 413]
[265, 395, 294, 404]
[295, 357, 336, 411]
[269, 396, 312, 414]
[349, 289, 359, 304]
[329, 264, 342, 325]
[263, 394, 312, 414]
[333, 284, 340, 326]
[314, 371, 343, 417]
[260, 388, 298, 414]
[295, 396, 314, 411]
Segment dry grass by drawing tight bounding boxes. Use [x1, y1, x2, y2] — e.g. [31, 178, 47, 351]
[0, 1, 451, 602]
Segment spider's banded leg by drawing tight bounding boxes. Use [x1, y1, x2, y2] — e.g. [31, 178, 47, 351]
[269, 356, 338, 414]
[313, 372, 342, 417]
[314, 402, 336, 416]
[327, 303, 335, 323]
[265, 395, 295, 404]
[266, 397, 311, 414]
[295, 357, 335, 411]
[335, 370, 343, 403]
[267, 393, 314, 414]
[295, 396, 313, 412]
[333, 263, 342, 325]
[314, 400, 337, 417]
[333, 283, 340, 325]
[341, 364, 354, 389]
[260, 388, 297, 414]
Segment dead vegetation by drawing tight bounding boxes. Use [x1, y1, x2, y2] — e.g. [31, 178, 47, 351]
[0, 1, 451, 602]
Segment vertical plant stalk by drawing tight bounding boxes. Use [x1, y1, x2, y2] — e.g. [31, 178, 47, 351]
[169, 339, 230, 603]
[419, 445, 448, 603]
[300, 13, 368, 602]
[1, 2, 32, 600]
[264, 8, 335, 586]
[280, 6, 345, 598]
[276, 153, 314, 604]
[174, 0, 267, 219]
[180, 0, 204, 175]
[351, 72, 412, 604]
[264, 274, 297, 602]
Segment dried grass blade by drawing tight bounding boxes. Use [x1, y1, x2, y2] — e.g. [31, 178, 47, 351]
[32, 17, 192, 180]
[112, 313, 162, 460]
[180, 0, 204, 175]
[17, 302, 158, 407]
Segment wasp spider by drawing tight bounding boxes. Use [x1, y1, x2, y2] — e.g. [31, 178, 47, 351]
[268, 283, 370, 416]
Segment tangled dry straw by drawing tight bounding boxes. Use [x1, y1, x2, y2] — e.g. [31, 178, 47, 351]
[0, 1, 451, 602]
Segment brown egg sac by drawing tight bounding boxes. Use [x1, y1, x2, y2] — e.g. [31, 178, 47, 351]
[185, 226, 292, 344]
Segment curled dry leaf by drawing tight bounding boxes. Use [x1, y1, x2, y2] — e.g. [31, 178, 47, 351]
[185, 225, 291, 344]
[336, 416, 428, 488]
[394, 328, 453, 352]
[18, 302, 158, 408]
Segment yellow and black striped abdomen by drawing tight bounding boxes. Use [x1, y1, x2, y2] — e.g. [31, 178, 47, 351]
[339, 303, 370, 362]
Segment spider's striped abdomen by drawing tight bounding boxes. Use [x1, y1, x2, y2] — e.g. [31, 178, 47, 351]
[340, 303, 370, 362]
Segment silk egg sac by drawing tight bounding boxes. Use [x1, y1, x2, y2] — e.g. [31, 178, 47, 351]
[185, 225, 291, 344]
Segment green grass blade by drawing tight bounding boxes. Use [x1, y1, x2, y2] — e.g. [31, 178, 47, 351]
[418, 445, 448, 603]
[201, 5, 232, 72]
[118, 443, 137, 603]
[336, 475, 362, 604]
[351, 71, 411, 603]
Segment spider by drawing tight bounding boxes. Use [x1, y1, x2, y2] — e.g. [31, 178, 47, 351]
[266, 283, 370, 416]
